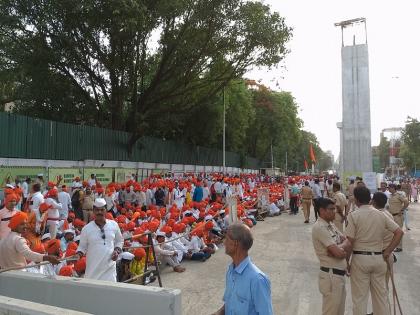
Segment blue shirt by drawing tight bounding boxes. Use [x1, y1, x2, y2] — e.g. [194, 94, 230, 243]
[192, 186, 203, 202]
[223, 256, 273, 315]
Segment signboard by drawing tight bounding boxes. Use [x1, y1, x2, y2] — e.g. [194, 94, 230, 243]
[0, 167, 46, 202]
[48, 168, 83, 186]
[227, 196, 238, 224]
[83, 168, 114, 186]
[257, 188, 270, 208]
[363, 172, 377, 192]
[0, 167, 46, 187]
[342, 171, 363, 191]
[115, 168, 137, 183]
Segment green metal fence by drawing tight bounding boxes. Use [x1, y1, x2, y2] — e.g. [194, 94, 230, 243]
[0, 112, 261, 169]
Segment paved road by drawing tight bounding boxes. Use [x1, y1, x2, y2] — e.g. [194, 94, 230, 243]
[158, 202, 420, 315]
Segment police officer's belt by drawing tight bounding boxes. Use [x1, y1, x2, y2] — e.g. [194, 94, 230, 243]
[353, 250, 382, 255]
[320, 267, 346, 276]
[391, 212, 401, 216]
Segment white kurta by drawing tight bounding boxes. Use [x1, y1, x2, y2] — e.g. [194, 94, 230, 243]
[174, 188, 184, 209]
[77, 219, 123, 282]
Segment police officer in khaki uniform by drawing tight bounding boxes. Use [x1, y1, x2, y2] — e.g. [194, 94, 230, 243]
[301, 181, 313, 223]
[371, 192, 395, 287]
[312, 198, 351, 315]
[345, 186, 403, 315]
[332, 183, 347, 233]
[387, 183, 408, 252]
[400, 179, 411, 202]
[346, 179, 355, 213]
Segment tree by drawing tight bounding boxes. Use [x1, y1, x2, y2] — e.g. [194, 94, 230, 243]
[401, 117, 420, 172]
[244, 82, 302, 168]
[0, 0, 292, 153]
[377, 135, 390, 170]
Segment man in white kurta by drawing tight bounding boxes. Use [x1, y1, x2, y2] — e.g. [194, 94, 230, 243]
[77, 198, 123, 282]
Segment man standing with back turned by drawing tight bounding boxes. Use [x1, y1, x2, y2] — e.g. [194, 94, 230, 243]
[312, 197, 351, 315]
[345, 186, 403, 315]
[212, 223, 273, 315]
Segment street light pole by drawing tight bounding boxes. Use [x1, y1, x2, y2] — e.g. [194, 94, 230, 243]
[223, 86, 226, 174]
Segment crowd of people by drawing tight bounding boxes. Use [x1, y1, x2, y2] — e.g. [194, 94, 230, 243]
[0, 171, 418, 315]
[0, 172, 291, 282]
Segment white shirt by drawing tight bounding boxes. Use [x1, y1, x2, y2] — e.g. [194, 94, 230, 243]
[45, 198, 62, 221]
[174, 188, 184, 209]
[29, 192, 44, 211]
[214, 182, 222, 194]
[189, 235, 204, 253]
[77, 219, 123, 282]
[202, 187, 210, 200]
[88, 178, 96, 187]
[22, 182, 29, 198]
[105, 193, 116, 212]
[58, 191, 71, 218]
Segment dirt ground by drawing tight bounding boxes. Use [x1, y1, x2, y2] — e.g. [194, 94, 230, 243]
[157, 202, 420, 315]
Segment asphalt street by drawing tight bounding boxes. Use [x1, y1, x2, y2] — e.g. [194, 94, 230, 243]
[158, 202, 420, 315]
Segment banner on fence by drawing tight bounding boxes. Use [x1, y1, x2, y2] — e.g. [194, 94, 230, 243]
[83, 168, 113, 186]
[48, 168, 83, 186]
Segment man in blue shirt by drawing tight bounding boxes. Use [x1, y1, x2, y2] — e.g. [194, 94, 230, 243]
[192, 181, 204, 202]
[213, 223, 273, 315]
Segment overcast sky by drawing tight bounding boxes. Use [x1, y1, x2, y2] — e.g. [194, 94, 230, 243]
[247, 0, 420, 159]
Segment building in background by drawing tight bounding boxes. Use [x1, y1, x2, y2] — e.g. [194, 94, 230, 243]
[372, 127, 404, 177]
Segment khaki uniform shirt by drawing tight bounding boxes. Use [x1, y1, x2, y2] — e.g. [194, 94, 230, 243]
[345, 205, 399, 251]
[401, 183, 411, 196]
[347, 184, 355, 197]
[388, 193, 406, 215]
[333, 192, 347, 218]
[312, 218, 346, 270]
[301, 186, 313, 199]
[81, 194, 95, 210]
[380, 209, 394, 249]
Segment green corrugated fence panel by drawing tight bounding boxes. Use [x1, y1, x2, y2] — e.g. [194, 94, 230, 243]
[55, 122, 80, 160]
[0, 114, 9, 157]
[8, 114, 27, 158]
[26, 117, 56, 159]
[0, 112, 261, 168]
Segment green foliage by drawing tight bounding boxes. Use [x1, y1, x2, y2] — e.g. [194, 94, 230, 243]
[0, 0, 292, 152]
[401, 117, 420, 171]
[0, 0, 332, 168]
[377, 135, 390, 170]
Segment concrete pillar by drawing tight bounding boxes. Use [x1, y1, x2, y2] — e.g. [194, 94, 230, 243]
[340, 44, 372, 174]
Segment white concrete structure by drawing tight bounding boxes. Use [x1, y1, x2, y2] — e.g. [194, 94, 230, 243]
[0, 157, 259, 175]
[336, 18, 373, 176]
[0, 295, 91, 315]
[0, 271, 181, 315]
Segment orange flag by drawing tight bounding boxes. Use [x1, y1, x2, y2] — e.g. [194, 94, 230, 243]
[309, 144, 316, 163]
[304, 160, 308, 169]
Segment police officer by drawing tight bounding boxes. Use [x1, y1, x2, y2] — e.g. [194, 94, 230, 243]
[345, 186, 404, 315]
[387, 183, 408, 252]
[312, 197, 351, 315]
[346, 179, 355, 213]
[301, 181, 313, 223]
[332, 183, 347, 233]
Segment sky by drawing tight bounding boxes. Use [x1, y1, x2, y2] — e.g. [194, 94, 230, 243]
[247, 0, 420, 159]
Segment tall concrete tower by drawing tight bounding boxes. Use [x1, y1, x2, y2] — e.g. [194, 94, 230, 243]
[335, 18, 372, 176]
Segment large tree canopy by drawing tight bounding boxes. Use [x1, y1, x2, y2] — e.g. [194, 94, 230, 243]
[0, 0, 292, 152]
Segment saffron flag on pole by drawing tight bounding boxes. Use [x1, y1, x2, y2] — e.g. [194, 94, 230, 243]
[309, 144, 316, 163]
[304, 160, 308, 170]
